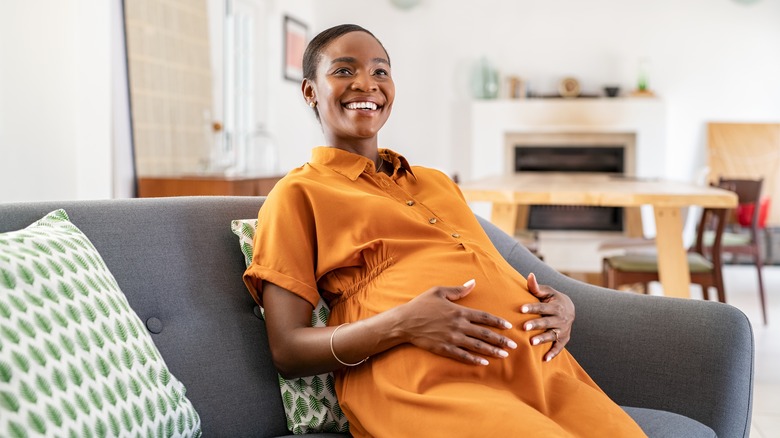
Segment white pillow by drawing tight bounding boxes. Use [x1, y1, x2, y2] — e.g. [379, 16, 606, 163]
[0, 210, 201, 437]
[231, 219, 347, 434]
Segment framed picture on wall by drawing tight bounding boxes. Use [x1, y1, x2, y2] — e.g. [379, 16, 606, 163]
[283, 15, 308, 82]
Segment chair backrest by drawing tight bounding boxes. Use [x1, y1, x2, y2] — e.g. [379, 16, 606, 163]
[693, 207, 728, 268]
[717, 178, 763, 226]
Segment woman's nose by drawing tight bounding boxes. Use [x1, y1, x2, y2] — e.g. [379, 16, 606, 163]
[351, 72, 377, 91]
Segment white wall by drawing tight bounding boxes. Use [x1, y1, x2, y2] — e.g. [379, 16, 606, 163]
[75, 0, 112, 199]
[311, 0, 780, 181]
[0, 0, 112, 202]
[1, 2, 78, 202]
[3, 0, 778, 201]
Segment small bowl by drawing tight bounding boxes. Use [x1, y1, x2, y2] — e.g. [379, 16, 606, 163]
[604, 86, 620, 98]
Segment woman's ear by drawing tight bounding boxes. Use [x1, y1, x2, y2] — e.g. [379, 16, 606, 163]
[302, 79, 315, 105]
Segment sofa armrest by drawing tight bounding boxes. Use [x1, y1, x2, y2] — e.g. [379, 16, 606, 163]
[477, 216, 754, 438]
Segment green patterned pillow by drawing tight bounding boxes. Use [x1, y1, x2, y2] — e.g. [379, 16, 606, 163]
[0, 210, 201, 437]
[230, 219, 348, 434]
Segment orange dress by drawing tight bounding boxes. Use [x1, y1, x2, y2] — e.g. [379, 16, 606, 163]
[244, 147, 646, 438]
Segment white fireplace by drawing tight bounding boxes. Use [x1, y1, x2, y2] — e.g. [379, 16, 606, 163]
[468, 98, 667, 238]
[469, 98, 666, 181]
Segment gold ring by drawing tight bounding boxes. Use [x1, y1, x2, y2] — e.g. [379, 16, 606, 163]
[551, 329, 560, 342]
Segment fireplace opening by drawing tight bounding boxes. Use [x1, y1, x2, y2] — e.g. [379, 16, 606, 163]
[516, 146, 624, 174]
[515, 145, 625, 232]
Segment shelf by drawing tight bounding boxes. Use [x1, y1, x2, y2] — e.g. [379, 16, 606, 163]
[137, 175, 283, 197]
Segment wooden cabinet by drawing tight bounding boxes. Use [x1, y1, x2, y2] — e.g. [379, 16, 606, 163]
[137, 175, 282, 197]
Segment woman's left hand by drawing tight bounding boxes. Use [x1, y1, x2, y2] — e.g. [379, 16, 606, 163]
[521, 272, 575, 362]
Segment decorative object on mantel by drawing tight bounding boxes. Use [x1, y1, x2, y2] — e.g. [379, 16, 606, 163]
[631, 57, 656, 97]
[558, 77, 581, 98]
[507, 76, 527, 99]
[471, 57, 500, 99]
[604, 86, 621, 98]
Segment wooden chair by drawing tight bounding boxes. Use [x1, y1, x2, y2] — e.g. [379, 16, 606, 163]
[602, 207, 728, 301]
[708, 178, 768, 324]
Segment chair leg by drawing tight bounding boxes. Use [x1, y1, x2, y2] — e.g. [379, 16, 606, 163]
[763, 227, 773, 264]
[715, 281, 726, 304]
[755, 252, 768, 325]
[700, 285, 709, 301]
[713, 263, 726, 304]
[603, 260, 615, 290]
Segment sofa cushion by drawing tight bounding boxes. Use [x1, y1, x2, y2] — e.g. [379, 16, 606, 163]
[231, 219, 348, 434]
[623, 406, 716, 438]
[0, 209, 201, 437]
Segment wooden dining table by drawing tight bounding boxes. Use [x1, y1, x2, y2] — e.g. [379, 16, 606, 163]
[459, 173, 738, 298]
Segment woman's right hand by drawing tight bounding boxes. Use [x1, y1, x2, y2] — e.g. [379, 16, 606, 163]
[398, 280, 517, 366]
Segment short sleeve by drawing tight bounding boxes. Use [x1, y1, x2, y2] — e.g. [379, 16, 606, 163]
[242, 180, 321, 308]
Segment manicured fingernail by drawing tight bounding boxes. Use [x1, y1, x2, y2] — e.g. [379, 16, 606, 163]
[463, 279, 476, 288]
[498, 350, 509, 358]
[521, 306, 529, 313]
[524, 323, 533, 331]
[545, 355, 553, 362]
[507, 340, 518, 349]
[503, 320, 513, 329]
[532, 338, 540, 346]
[479, 358, 489, 366]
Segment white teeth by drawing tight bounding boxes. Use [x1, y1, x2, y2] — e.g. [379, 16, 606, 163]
[346, 102, 378, 110]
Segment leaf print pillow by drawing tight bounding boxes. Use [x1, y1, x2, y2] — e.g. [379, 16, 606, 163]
[0, 210, 201, 437]
[231, 219, 348, 434]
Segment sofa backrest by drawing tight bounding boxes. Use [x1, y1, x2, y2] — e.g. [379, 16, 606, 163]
[0, 197, 289, 437]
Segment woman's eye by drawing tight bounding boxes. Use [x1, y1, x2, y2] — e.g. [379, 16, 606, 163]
[374, 69, 389, 76]
[334, 68, 352, 75]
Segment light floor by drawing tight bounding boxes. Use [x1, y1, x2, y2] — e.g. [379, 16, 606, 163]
[723, 265, 779, 438]
[537, 232, 779, 437]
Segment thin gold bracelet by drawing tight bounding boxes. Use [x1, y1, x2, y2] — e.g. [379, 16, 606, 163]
[330, 323, 369, 367]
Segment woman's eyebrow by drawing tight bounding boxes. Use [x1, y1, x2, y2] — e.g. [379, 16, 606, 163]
[330, 56, 390, 66]
[331, 56, 357, 64]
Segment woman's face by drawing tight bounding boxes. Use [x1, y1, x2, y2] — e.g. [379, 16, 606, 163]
[304, 31, 395, 150]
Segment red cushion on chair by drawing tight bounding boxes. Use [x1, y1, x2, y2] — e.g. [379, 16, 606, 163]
[736, 197, 771, 228]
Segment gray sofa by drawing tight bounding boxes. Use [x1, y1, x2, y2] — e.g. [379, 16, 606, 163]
[0, 196, 753, 437]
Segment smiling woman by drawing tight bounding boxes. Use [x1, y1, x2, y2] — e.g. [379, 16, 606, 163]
[242, 24, 647, 438]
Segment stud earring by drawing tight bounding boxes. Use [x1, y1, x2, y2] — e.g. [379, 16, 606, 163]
[309, 101, 317, 108]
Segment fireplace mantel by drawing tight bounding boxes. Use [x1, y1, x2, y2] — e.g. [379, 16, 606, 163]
[468, 98, 666, 181]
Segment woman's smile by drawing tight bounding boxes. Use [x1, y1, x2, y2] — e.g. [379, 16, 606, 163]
[344, 101, 379, 111]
